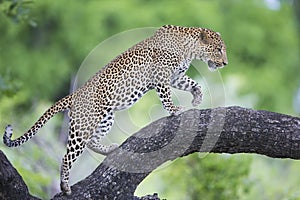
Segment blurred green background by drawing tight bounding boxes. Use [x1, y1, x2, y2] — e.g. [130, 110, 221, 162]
[1, 0, 300, 199]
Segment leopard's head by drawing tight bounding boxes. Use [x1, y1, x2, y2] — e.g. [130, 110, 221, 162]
[195, 28, 228, 71]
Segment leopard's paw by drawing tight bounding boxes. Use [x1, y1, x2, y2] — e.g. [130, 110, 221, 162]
[170, 106, 185, 116]
[191, 87, 203, 107]
[61, 181, 71, 196]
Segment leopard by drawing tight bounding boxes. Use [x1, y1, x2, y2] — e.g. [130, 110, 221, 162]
[3, 25, 228, 195]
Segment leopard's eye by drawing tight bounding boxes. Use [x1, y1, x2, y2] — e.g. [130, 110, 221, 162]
[216, 48, 223, 58]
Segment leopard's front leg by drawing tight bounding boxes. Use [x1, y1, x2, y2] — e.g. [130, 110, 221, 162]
[171, 75, 203, 107]
[155, 83, 184, 115]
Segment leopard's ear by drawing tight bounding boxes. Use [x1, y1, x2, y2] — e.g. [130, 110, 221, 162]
[199, 31, 209, 44]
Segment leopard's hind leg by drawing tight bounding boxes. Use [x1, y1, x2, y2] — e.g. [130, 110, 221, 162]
[60, 105, 104, 195]
[60, 116, 87, 195]
[87, 111, 119, 155]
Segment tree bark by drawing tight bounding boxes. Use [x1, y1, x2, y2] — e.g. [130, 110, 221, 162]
[0, 150, 40, 200]
[1, 106, 300, 200]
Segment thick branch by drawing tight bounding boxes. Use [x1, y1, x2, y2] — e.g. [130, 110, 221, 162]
[0, 151, 40, 200]
[51, 106, 300, 199]
[1, 106, 299, 199]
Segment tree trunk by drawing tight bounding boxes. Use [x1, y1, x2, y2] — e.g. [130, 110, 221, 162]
[1, 106, 299, 200]
[0, 151, 40, 200]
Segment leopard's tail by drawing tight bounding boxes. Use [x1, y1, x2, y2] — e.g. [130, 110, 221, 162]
[3, 94, 73, 147]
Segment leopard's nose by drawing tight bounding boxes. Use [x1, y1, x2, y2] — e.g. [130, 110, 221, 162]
[223, 56, 228, 66]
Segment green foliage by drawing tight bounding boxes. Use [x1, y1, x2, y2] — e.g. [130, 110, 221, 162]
[0, 0, 299, 199]
[0, 70, 21, 97]
[246, 156, 300, 200]
[158, 154, 252, 200]
[0, 0, 36, 26]
[221, 0, 299, 114]
[15, 165, 51, 199]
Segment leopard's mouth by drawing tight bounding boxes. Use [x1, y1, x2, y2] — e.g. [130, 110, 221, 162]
[208, 60, 217, 71]
[208, 60, 226, 71]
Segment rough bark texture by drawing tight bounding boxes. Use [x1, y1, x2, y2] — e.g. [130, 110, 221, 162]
[1, 106, 300, 200]
[0, 151, 40, 200]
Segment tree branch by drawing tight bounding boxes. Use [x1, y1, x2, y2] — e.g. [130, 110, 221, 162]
[0, 150, 40, 200]
[52, 106, 300, 199]
[1, 106, 300, 199]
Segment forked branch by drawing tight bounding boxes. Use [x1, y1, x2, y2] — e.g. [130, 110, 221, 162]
[1, 106, 299, 200]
